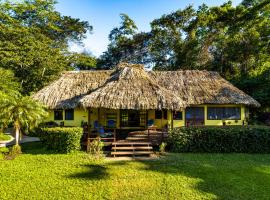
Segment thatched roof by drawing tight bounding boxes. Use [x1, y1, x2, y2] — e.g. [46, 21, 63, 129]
[79, 63, 185, 110]
[33, 63, 260, 109]
[150, 70, 260, 107]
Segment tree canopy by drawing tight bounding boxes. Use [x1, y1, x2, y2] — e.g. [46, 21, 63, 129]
[98, 0, 270, 109]
[0, 0, 92, 94]
[0, 0, 269, 112]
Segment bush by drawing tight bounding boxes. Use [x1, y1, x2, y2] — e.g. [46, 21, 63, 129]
[0, 147, 9, 154]
[1, 145, 22, 160]
[9, 144, 22, 156]
[39, 127, 83, 153]
[0, 133, 11, 141]
[0, 147, 9, 159]
[87, 137, 104, 159]
[159, 142, 167, 154]
[168, 126, 270, 153]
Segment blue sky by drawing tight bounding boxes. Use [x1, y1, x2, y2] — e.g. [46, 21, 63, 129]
[55, 0, 242, 56]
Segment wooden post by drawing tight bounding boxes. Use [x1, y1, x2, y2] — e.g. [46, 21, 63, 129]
[161, 129, 164, 143]
[171, 110, 174, 129]
[147, 128, 150, 142]
[88, 108, 91, 137]
[161, 110, 163, 129]
[87, 108, 91, 150]
[98, 108, 101, 133]
[113, 128, 116, 142]
[146, 110, 148, 128]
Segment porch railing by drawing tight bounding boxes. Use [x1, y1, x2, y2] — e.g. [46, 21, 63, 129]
[85, 126, 168, 147]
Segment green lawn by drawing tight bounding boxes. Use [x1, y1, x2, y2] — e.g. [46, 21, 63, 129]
[0, 142, 269, 200]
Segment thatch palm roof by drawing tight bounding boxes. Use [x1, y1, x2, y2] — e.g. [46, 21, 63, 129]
[79, 63, 185, 110]
[33, 63, 260, 109]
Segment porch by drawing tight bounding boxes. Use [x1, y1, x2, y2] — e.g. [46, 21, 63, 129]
[85, 127, 168, 144]
[84, 108, 171, 144]
[84, 127, 168, 157]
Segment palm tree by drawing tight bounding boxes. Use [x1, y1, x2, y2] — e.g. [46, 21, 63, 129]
[0, 68, 20, 132]
[0, 95, 48, 146]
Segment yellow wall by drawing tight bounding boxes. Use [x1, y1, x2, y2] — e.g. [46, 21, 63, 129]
[47, 108, 88, 127]
[172, 110, 185, 128]
[147, 110, 185, 129]
[46, 105, 247, 128]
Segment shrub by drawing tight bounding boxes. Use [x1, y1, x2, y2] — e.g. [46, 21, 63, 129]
[87, 137, 104, 158]
[9, 144, 22, 156]
[0, 147, 9, 154]
[0, 133, 11, 141]
[159, 142, 167, 154]
[168, 126, 270, 153]
[0, 147, 9, 159]
[1, 145, 22, 160]
[39, 127, 83, 153]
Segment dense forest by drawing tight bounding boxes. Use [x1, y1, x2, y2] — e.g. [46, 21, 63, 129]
[0, 0, 269, 122]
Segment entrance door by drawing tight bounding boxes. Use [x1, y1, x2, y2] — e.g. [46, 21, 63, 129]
[185, 107, 205, 126]
[120, 110, 146, 127]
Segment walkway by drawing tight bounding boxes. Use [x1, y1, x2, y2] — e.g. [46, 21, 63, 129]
[6, 135, 40, 146]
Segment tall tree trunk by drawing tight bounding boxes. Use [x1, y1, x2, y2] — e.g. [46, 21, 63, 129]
[14, 121, 20, 145]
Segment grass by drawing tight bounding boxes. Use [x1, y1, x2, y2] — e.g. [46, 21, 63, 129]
[0, 142, 269, 200]
[0, 133, 11, 141]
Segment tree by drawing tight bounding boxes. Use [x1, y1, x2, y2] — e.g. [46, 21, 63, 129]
[0, 0, 92, 94]
[68, 51, 97, 70]
[0, 95, 48, 146]
[0, 68, 21, 131]
[97, 14, 151, 68]
[0, 68, 20, 98]
[0, 64, 47, 147]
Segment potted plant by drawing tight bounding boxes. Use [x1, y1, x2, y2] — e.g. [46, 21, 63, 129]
[0, 133, 14, 147]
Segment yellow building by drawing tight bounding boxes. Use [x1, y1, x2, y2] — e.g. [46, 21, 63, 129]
[34, 63, 260, 131]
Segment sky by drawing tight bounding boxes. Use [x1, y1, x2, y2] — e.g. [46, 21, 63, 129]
[55, 0, 242, 57]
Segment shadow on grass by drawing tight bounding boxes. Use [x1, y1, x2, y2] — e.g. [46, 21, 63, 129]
[21, 142, 58, 155]
[20, 142, 270, 199]
[68, 164, 109, 180]
[105, 154, 270, 200]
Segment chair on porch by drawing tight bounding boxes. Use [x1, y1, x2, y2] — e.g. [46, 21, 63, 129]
[107, 119, 116, 128]
[94, 121, 113, 138]
[147, 119, 154, 127]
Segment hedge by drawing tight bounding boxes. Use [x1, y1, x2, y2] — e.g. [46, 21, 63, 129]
[40, 127, 83, 153]
[168, 126, 270, 153]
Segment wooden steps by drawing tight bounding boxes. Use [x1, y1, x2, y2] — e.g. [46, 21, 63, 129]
[111, 151, 153, 156]
[126, 130, 168, 145]
[112, 141, 151, 145]
[125, 137, 148, 141]
[112, 146, 152, 150]
[111, 141, 153, 157]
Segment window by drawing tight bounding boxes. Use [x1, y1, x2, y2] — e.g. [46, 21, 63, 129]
[106, 113, 117, 127]
[120, 110, 129, 127]
[54, 110, 63, 120]
[155, 110, 162, 119]
[185, 107, 205, 126]
[120, 110, 145, 127]
[65, 109, 74, 120]
[207, 107, 241, 120]
[186, 107, 204, 120]
[173, 111, 183, 120]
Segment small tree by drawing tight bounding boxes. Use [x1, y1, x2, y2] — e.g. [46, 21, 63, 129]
[0, 95, 48, 146]
[0, 68, 21, 132]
